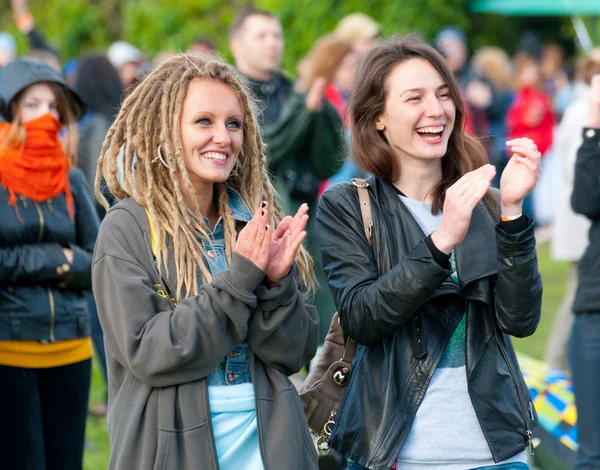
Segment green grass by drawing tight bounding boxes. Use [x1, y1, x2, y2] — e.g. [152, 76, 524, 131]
[84, 355, 110, 470]
[513, 242, 571, 360]
[81, 241, 571, 469]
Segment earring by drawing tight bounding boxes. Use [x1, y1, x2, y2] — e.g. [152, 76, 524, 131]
[377, 124, 385, 131]
[157, 145, 169, 169]
[230, 159, 241, 177]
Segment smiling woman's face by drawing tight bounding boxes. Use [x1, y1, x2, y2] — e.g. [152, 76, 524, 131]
[376, 58, 456, 167]
[178, 78, 244, 189]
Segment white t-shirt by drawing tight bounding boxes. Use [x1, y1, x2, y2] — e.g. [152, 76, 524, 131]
[395, 196, 527, 470]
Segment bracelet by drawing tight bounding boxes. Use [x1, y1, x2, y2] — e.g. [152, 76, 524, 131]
[14, 11, 34, 32]
[501, 213, 523, 222]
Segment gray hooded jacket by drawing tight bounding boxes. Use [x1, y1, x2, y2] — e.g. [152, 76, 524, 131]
[92, 198, 319, 470]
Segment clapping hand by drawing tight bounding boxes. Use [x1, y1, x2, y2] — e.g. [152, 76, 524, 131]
[500, 138, 542, 216]
[266, 203, 309, 285]
[431, 164, 496, 254]
[234, 203, 272, 271]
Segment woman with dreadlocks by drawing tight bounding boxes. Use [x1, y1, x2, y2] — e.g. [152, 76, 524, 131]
[92, 54, 319, 470]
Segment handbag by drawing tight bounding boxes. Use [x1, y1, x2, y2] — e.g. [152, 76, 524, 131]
[299, 177, 374, 455]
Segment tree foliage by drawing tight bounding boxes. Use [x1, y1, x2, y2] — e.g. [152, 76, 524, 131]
[1, 0, 598, 71]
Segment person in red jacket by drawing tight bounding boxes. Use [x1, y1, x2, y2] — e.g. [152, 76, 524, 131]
[507, 53, 555, 156]
[506, 53, 554, 221]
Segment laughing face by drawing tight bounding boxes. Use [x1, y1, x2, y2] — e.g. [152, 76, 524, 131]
[376, 58, 456, 166]
[178, 78, 244, 190]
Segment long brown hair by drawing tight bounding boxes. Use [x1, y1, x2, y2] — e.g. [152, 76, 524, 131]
[349, 34, 496, 214]
[3, 81, 79, 164]
[96, 53, 314, 299]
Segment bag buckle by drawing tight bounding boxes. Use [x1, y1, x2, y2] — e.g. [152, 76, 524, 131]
[317, 410, 337, 455]
[333, 367, 349, 386]
[351, 178, 369, 188]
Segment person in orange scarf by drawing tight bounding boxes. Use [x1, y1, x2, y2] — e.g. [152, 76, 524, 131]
[0, 58, 100, 470]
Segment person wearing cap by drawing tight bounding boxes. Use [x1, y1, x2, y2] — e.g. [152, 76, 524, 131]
[107, 40, 145, 90]
[434, 26, 473, 89]
[0, 58, 100, 469]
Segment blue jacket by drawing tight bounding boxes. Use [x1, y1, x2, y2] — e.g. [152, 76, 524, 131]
[0, 168, 100, 341]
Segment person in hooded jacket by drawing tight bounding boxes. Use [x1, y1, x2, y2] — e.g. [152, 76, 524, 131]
[0, 58, 100, 469]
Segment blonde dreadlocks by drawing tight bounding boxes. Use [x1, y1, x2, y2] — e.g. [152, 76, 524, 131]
[96, 53, 315, 300]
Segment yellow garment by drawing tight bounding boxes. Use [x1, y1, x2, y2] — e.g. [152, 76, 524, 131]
[0, 338, 92, 368]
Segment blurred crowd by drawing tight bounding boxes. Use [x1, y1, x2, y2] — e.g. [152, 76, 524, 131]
[2, 0, 600, 468]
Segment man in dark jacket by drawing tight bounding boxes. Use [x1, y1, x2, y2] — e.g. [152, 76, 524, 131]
[570, 73, 600, 470]
[229, 7, 344, 340]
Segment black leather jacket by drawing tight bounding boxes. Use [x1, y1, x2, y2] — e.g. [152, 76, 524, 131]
[0, 169, 99, 342]
[317, 177, 542, 470]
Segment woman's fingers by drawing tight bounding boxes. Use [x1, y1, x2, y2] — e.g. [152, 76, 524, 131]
[273, 216, 293, 241]
[508, 145, 542, 162]
[261, 223, 272, 258]
[456, 172, 494, 206]
[291, 214, 309, 239]
[506, 137, 535, 148]
[454, 165, 495, 196]
[465, 179, 491, 207]
[289, 203, 309, 235]
[289, 230, 307, 255]
[513, 156, 538, 173]
[253, 205, 267, 249]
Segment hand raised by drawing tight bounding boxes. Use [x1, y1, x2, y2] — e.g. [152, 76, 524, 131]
[431, 164, 496, 254]
[234, 203, 271, 271]
[500, 138, 541, 214]
[266, 203, 309, 285]
[305, 77, 327, 112]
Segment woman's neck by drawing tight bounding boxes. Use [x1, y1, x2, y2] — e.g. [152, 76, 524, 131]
[393, 158, 442, 204]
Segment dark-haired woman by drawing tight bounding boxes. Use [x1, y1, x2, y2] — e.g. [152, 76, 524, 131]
[317, 36, 542, 470]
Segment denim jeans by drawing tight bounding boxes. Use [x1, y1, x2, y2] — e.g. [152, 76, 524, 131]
[347, 462, 529, 469]
[569, 313, 600, 469]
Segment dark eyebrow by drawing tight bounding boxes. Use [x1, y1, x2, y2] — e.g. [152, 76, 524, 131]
[400, 84, 449, 96]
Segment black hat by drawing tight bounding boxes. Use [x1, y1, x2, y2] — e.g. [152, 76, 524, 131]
[0, 58, 85, 122]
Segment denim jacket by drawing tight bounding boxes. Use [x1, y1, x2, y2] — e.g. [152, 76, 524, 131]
[200, 189, 253, 386]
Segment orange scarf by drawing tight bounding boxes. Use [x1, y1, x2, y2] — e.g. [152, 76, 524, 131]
[0, 113, 74, 220]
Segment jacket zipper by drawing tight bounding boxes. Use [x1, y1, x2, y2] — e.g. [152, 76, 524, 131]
[496, 331, 534, 455]
[34, 201, 45, 242]
[47, 288, 56, 342]
[36, 201, 54, 342]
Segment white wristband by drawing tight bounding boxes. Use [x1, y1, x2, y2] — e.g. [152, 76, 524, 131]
[501, 212, 523, 222]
